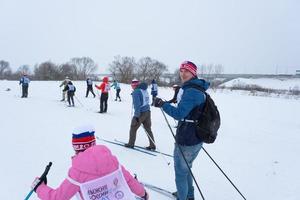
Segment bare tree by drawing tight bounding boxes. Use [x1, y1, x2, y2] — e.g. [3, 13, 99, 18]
[148, 60, 168, 83]
[58, 63, 77, 80]
[0, 60, 12, 79]
[69, 57, 97, 80]
[136, 57, 168, 83]
[34, 61, 59, 80]
[136, 57, 153, 82]
[17, 65, 31, 76]
[172, 68, 181, 85]
[109, 55, 136, 83]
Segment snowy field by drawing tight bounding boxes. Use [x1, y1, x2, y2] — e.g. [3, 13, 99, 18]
[1, 80, 300, 200]
[221, 77, 300, 90]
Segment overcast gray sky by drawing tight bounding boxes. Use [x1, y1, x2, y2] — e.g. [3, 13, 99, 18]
[0, 0, 299, 74]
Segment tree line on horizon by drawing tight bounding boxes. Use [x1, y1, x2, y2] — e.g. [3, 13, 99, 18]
[0, 56, 224, 85]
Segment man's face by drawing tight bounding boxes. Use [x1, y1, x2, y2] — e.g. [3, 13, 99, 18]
[131, 84, 137, 90]
[180, 69, 194, 83]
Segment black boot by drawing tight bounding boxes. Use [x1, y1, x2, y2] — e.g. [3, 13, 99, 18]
[172, 192, 194, 200]
[124, 143, 134, 148]
[145, 145, 156, 151]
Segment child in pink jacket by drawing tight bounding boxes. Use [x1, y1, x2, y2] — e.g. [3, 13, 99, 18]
[32, 125, 148, 200]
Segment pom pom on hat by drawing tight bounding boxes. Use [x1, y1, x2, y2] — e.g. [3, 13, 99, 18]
[180, 61, 198, 77]
[72, 125, 96, 152]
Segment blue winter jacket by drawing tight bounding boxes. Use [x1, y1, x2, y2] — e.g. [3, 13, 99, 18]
[132, 82, 150, 118]
[111, 81, 121, 90]
[162, 78, 210, 145]
[19, 76, 30, 86]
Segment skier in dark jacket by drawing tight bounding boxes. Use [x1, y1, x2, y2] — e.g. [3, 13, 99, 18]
[154, 61, 210, 200]
[63, 81, 76, 107]
[167, 84, 181, 104]
[150, 79, 158, 106]
[86, 77, 96, 98]
[19, 74, 30, 98]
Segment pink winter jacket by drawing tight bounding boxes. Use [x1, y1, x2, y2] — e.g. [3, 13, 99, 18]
[36, 145, 145, 199]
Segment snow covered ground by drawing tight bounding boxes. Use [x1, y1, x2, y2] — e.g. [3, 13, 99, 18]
[221, 77, 300, 90]
[1, 80, 300, 200]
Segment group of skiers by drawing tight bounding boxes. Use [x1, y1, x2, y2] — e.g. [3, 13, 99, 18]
[29, 60, 208, 200]
[56, 76, 123, 110]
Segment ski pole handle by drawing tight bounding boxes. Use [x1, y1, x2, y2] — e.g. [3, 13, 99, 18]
[39, 162, 52, 182]
[24, 162, 52, 200]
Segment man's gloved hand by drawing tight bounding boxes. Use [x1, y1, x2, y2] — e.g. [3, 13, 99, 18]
[31, 176, 47, 192]
[154, 97, 165, 108]
[133, 117, 139, 123]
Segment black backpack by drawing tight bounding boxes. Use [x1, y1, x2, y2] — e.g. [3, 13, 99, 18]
[188, 85, 221, 144]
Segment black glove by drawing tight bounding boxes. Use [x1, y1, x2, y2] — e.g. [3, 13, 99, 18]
[142, 191, 149, 200]
[154, 97, 165, 108]
[133, 117, 139, 123]
[33, 176, 47, 192]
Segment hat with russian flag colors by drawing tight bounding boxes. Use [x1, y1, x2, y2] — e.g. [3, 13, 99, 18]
[72, 125, 96, 152]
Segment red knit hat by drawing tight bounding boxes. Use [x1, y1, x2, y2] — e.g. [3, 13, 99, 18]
[180, 61, 197, 77]
[72, 125, 96, 152]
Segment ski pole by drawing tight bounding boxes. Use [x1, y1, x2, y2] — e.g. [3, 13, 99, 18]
[160, 108, 205, 200]
[24, 162, 52, 200]
[19, 84, 22, 97]
[201, 148, 247, 200]
[130, 105, 171, 166]
[74, 95, 84, 107]
[141, 124, 171, 166]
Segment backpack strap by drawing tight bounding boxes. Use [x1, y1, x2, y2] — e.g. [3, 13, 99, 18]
[180, 84, 207, 121]
[185, 84, 207, 96]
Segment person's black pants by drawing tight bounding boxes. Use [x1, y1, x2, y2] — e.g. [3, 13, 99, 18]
[68, 93, 75, 106]
[86, 85, 96, 97]
[22, 85, 29, 97]
[100, 93, 108, 112]
[115, 89, 121, 100]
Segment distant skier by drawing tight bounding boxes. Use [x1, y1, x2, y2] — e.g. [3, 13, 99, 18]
[167, 84, 182, 104]
[111, 80, 121, 101]
[19, 73, 30, 98]
[31, 124, 149, 200]
[95, 76, 110, 113]
[150, 79, 158, 106]
[59, 76, 70, 101]
[63, 81, 76, 107]
[124, 79, 156, 150]
[85, 77, 96, 98]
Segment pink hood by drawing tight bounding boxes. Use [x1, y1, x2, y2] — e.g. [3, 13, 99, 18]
[72, 145, 118, 176]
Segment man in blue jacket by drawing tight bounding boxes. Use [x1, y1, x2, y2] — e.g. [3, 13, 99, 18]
[19, 74, 30, 98]
[125, 79, 156, 150]
[154, 61, 210, 200]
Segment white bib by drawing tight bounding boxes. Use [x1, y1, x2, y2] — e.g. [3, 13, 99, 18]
[67, 165, 138, 200]
[104, 84, 110, 92]
[140, 89, 150, 107]
[176, 88, 184, 104]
